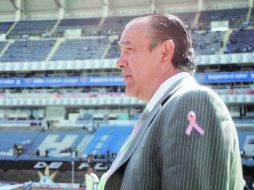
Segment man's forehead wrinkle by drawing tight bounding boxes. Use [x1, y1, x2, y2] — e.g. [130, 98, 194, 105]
[120, 27, 145, 44]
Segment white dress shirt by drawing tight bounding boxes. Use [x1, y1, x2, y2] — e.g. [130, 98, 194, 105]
[146, 72, 191, 112]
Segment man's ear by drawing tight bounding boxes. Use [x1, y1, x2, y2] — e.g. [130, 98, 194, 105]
[161, 39, 174, 65]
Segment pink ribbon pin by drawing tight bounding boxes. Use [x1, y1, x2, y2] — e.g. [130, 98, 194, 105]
[185, 111, 204, 136]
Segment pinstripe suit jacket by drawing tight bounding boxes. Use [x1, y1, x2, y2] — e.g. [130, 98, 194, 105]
[104, 76, 245, 190]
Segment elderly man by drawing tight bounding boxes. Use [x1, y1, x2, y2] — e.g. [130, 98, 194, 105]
[99, 14, 245, 190]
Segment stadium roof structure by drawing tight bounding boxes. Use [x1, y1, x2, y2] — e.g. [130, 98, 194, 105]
[0, 0, 250, 20]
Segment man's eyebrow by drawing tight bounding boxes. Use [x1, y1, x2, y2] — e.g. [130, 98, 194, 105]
[118, 40, 132, 46]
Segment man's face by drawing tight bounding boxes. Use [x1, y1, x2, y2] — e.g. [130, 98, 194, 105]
[116, 19, 163, 102]
[87, 167, 93, 174]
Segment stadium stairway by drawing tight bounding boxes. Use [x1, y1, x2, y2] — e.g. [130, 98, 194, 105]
[97, 17, 106, 33]
[220, 29, 232, 54]
[84, 125, 133, 154]
[26, 130, 88, 158]
[246, 6, 253, 23]
[5, 22, 16, 36]
[101, 35, 118, 59]
[45, 38, 64, 61]
[76, 133, 94, 155]
[193, 11, 200, 26]
[49, 19, 61, 35]
[102, 41, 112, 59]
[0, 40, 12, 57]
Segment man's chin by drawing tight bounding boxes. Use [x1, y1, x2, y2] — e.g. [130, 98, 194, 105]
[125, 87, 135, 98]
[125, 87, 147, 102]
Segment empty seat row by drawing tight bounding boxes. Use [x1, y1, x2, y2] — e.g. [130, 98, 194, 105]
[52, 38, 109, 60]
[0, 40, 55, 62]
[225, 29, 254, 54]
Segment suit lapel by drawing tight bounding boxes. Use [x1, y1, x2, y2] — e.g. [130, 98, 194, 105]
[107, 75, 195, 179]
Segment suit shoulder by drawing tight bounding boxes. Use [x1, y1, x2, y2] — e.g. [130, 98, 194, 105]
[176, 82, 221, 101]
[165, 82, 227, 114]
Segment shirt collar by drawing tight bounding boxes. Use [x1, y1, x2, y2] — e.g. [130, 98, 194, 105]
[146, 72, 190, 112]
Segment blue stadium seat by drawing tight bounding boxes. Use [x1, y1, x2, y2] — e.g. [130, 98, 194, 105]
[225, 29, 254, 54]
[52, 38, 109, 60]
[84, 124, 133, 154]
[56, 18, 101, 36]
[0, 40, 55, 62]
[9, 20, 56, 38]
[0, 131, 39, 152]
[0, 22, 13, 34]
[198, 8, 248, 29]
[192, 30, 224, 55]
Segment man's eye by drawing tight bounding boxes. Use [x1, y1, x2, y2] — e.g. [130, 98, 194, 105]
[127, 48, 133, 52]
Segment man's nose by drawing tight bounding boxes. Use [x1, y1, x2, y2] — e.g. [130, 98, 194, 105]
[116, 54, 128, 69]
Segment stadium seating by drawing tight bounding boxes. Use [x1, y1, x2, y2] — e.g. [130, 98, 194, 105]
[106, 40, 119, 59]
[0, 41, 7, 53]
[55, 18, 101, 36]
[234, 118, 254, 126]
[52, 38, 109, 60]
[0, 126, 132, 158]
[198, 8, 248, 29]
[0, 131, 39, 155]
[0, 40, 55, 62]
[9, 20, 56, 38]
[85, 124, 133, 154]
[0, 22, 13, 34]
[238, 131, 254, 159]
[100, 15, 136, 35]
[192, 30, 224, 55]
[250, 8, 254, 25]
[28, 130, 88, 157]
[224, 29, 254, 53]
[174, 12, 196, 27]
[0, 15, 252, 61]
